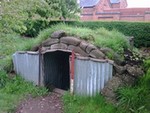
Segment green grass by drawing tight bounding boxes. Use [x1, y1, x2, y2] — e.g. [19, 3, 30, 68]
[116, 59, 150, 113]
[94, 28, 129, 53]
[0, 71, 48, 113]
[144, 59, 150, 71]
[63, 93, 126, 113]
[46, 24, 130, 52]
[0, 34, 34, 71]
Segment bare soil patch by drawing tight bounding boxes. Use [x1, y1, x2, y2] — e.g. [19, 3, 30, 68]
[15, 92, 63, 113]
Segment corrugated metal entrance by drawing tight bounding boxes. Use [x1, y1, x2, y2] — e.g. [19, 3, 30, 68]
[13, 50, 113, 96]
[43, 51, 71, 90]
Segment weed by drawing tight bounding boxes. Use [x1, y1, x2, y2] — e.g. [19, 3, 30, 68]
[116, 60, 150, 113]
[144, 60, 150, 71]
[0, 72, 48, 112]
[94, 28, 129, 53]
[63, 92, 125, 113]
[0, 71, 9, 88]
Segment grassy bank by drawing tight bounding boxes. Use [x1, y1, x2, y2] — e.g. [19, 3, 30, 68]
[0, 23, 129, 71]
[63, 59, 150, 113]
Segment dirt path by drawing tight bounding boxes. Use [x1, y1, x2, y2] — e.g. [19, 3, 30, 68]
[15, 92, 64, 113]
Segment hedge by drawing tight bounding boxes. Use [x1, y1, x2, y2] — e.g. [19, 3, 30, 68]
[69, 21, 150, 48]
[23, 20, 150, 47]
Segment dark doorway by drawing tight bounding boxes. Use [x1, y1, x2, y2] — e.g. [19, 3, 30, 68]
[43, 51, 71, 90]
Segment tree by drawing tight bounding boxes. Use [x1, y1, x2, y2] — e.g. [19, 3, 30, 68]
[0, 0, 80, 34]
[45, 0, 80, 19]
[0, 0, 51, 33]
[44, 0, 62, 18]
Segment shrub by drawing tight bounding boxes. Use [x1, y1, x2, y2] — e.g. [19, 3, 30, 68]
[23, 20, 50, 37]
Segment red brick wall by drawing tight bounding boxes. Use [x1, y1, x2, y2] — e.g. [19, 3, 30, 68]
[81, 7, 150, 21]
[81, 15, 93, 21]
[145, 12, 150, 21]
[120, 16, 144, 21]
[111, 4, 120, 8]
[120, 8, 148, 15]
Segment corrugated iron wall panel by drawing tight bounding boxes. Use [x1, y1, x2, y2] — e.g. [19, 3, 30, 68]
[12, 51, 113, 96]
[12, 52, 39, 85]
[74, 58, 113, 96]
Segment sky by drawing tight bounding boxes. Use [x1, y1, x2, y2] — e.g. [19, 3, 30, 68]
[127, 0, 150, 8]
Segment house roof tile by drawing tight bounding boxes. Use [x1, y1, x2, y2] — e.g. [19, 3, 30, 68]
[79, 0, 120, 8]
[80, 0, 100, 7]
[110, 0, 120, 4]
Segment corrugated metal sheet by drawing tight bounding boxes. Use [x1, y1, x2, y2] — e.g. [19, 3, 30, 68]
[74, 57, 113, 96]
[12, 51, 39, 85]
[12, 50, 113, 96]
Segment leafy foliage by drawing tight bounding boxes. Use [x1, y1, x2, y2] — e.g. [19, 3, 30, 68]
[61, 0, 80, 19]
[0, 0, 80, 34]
[45, 0, 80, 19]
[23, 20, 49, 37]
[0, 0, 50, 34]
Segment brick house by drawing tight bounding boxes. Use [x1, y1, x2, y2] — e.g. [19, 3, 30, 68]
[80, 0, 150, 21]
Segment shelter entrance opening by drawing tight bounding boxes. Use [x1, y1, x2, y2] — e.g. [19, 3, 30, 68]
[43, 51, 71, 90]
